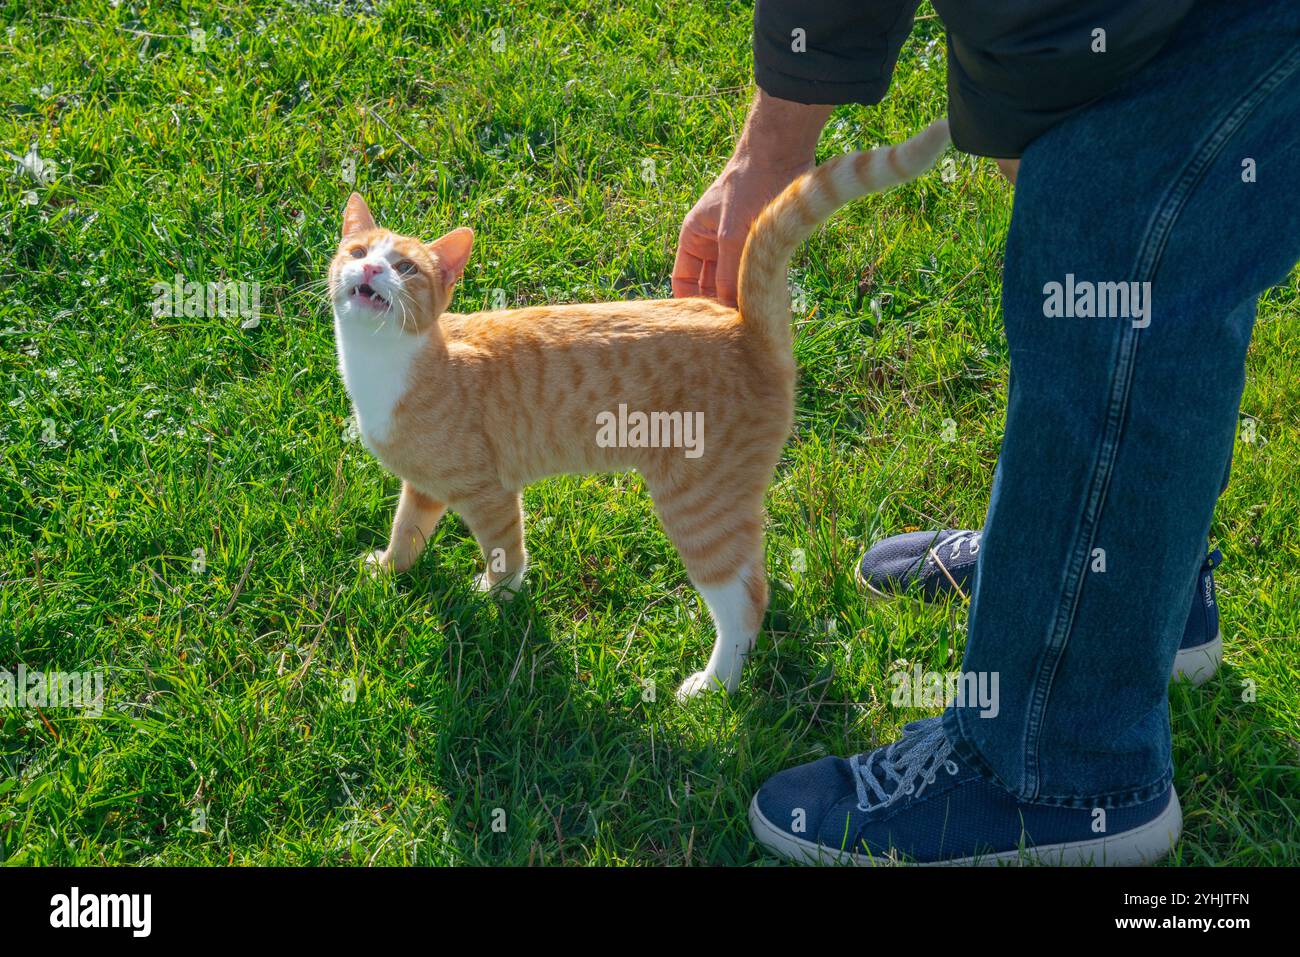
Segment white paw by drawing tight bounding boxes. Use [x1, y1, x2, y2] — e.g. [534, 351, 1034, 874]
[475, 569, 525, 601]
[676, 671, 725, 701]
[363, 550, 392, 578]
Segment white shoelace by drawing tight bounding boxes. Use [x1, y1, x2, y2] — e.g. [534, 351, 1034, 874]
[929, 530, 981, 565]
[849, 723, 960, 812]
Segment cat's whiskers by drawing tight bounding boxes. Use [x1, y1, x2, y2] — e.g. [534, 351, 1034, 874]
[291, 276, 339, 312]
[394, 287, 416, 335]
[296, 276, 334, 297]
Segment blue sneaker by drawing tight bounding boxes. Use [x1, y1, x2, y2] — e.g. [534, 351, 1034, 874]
[857, 531, 1223, 686]
[856, 529, 983, 602]
[1176, 549, 1223, 686]
[749, 718, 1182, 866]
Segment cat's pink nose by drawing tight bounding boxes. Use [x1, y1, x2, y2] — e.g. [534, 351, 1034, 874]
[362, 262, 386, 282]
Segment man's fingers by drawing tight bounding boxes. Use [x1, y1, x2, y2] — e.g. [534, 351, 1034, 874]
[699, 260, 718, 300]
[714, 232, 744, 308]
[672, 251, 704, 297]
[673, 223, 717, 298]
[673, 219, 748, 307]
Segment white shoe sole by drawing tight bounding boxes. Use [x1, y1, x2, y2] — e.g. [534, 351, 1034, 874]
[749, 787, 1182, 867]
[1172, 630, 1223, 686]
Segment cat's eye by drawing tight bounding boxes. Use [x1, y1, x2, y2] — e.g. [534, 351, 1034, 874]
[349, 246, 366, 258]
[395, 260, 418, 276]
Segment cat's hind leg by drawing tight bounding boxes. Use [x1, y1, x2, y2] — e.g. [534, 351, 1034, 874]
[453, 485, 528, 600]
[651, 482, 769, 699]
[366, 481, 446, 575]
[677, 558, 768, 699]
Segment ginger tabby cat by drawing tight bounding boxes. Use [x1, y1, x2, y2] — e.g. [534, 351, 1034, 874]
[329, 120, 949, 699]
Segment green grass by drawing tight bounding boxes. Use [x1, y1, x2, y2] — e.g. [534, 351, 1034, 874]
[2, 0, 1297, 866]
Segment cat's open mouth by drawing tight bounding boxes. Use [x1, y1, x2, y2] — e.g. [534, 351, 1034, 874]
[349, 283, 390, 310]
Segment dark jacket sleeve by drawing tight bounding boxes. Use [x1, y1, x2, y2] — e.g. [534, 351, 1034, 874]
[752, 0, 922, 105]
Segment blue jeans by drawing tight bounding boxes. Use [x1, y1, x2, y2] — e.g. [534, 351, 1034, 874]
[942, 0, 1300, 807]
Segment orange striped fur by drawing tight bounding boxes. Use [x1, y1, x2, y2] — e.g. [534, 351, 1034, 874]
[329, 119, 949, 698]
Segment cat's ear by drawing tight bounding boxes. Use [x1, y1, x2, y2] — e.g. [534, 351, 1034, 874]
[342, 193, 375, 239]
[428, 227, 474, 290]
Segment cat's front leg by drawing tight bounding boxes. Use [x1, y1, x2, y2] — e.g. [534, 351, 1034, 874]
[365, 481, 446, 575]
[453, 485, 528, 600]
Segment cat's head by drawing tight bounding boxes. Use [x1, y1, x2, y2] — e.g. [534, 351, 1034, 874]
[329, 193, 473, 333]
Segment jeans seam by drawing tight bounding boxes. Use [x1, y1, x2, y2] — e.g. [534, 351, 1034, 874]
[1020, 39, 1300, 800]
[1133, 41, 1300, 280]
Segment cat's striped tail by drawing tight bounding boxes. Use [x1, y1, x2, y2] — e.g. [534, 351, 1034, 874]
[737, 118, 950, 359]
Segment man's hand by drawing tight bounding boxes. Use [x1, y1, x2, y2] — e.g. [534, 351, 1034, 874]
[673, 91, 832, 307]
[672, 157, 810, 306]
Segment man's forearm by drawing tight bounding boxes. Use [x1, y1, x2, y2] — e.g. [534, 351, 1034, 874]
[734, 90, 834, 171]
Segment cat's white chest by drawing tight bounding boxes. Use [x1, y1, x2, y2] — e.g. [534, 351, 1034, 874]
[333, 313, 423, 447]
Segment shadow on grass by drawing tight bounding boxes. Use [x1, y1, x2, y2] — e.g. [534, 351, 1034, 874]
[390, 552, 834, 866]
